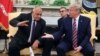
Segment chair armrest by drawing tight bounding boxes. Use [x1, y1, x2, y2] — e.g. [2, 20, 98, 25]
[90, 36, 98, 47]
[90, 36, 98, 41]
[7, 33, 14, 38]
[94, 36, 98, 40]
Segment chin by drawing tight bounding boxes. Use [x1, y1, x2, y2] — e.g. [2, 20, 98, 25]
[69, 15, 72, 17]
[36, 19, 40, 21]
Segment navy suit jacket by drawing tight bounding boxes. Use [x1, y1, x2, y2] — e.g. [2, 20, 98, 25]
[10, 13, 46, 44]
[58, 17, 64, 29]
[53, 15, 91, 48]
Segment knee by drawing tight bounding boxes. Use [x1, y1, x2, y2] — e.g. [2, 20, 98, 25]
[82, 48, 95, 55]
[9, 42, 19, 52]
[88, 48, 95, 54]
[46, 38, 54, 41]
[9, 45, 15, 51]
[42, 38, 54, 47]
[45, 38, 54, 43]
[56, 45, 65, 53]
[85, 46, 95, 53]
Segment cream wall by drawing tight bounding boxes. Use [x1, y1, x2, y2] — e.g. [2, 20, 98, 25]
[13, 0, 82, 5]
[97, 0, 100, 7]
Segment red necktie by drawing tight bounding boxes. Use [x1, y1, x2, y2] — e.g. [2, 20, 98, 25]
[72, 19, 78, 49]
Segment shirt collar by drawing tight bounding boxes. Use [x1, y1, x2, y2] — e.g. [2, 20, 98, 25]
[75, 15, 80, 21]
[73, 15, 80, 21]
[32, 14, 35, 21]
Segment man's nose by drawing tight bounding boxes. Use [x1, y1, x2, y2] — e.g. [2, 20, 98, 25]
[38, 15, 41, 18]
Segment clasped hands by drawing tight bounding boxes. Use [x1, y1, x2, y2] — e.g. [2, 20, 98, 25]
[17, 20, 29, 26]
[72, 46, 82, 55]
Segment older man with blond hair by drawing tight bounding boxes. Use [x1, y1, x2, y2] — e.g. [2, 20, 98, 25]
[42, 4, 95, 56]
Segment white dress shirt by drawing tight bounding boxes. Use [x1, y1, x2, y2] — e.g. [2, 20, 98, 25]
[28, 17, 37, 43]
[72, 15, 80, 30]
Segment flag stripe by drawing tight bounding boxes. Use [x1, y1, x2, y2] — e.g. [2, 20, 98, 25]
[0, 0, 13, 31]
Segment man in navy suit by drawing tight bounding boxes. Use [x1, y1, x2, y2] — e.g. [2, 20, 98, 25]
[42, 4, 95, 56]
[54, 7, 69, 45]
[8, 7, 53, 56]
[58, 7, 68, 29]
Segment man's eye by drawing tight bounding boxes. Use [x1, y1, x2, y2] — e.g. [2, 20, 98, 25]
[37, 14, 42, 16]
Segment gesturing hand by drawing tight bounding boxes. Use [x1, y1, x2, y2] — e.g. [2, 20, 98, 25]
[42, 33, 54, 39]
[17, 20, 29, 26]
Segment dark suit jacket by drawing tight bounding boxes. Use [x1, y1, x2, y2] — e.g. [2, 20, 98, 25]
[58, 15, 69, 29]
[58, 17, 64, 29]
[10, 13, 46, 44]
[53, 15, 91, 48]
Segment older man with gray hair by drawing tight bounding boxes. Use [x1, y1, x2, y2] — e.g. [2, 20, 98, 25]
[8, 7, 53, 56]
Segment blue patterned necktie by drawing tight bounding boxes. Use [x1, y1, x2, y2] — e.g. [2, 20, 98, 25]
[28, 21, 35, 43]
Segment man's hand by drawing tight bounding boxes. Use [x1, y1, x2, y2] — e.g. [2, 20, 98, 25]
[17, 20, 29, 26]
[42, 33, 54, 39]
[32, 40, 40, 50]
[73, 46, 82, 54]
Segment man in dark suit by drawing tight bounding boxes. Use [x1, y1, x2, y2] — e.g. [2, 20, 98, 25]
[58, 7, 68, 29]
[54, 7, 69, 45]
[42, 4, 95, 56]
[8, 7, 53, 56]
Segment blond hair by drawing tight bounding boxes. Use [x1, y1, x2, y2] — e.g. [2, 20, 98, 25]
[68, 3, 81, 12]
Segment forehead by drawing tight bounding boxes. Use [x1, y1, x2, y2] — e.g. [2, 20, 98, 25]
[60, 8, 66, 11]
[69, 6, 77, 9]
[69, 4, 80, 10]
[33, 10, 42, 14]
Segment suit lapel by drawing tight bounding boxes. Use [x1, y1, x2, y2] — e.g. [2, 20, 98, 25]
[70, 18, 72, 34]
[78, 15, 83, 35]
[65, 18, 72, 32]
[67, 18, 72, 37]
[27, 13, 33, 34]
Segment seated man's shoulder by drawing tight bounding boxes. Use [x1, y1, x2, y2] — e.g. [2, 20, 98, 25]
[20, 12, 31, 16]
[63, 16, 72, 21]
[39, 18, 46, 23]
[81, 15, 90, 21]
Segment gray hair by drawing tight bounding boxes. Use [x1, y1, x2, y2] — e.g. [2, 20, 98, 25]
[33, 6, 42, 12]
